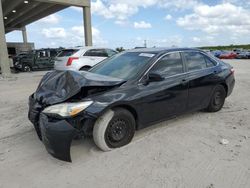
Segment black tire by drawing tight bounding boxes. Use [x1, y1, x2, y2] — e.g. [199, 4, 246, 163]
[80, 66, 91, 71]
[93, 108, 136, 151]
[206, 85, 226, 112]
[22, 64, 32, 72]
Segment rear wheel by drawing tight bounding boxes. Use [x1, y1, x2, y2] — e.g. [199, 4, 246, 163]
[22, 64, 31, 72]
[206, 85, 226, 112]
[80, 66, 91, 71]
[93, 108, 136, 151]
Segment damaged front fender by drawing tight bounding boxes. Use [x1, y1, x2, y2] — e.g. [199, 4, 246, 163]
[39, 113, 77, 162]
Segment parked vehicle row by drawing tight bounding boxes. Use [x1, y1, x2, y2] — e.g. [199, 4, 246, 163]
[13, 48, 60, 72]
[54, 47, 117, 71]
[12, 47, 118, 72]
[209, 49, 250, 59]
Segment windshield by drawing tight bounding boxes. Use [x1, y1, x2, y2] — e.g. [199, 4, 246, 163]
[89, 52, 155, 80]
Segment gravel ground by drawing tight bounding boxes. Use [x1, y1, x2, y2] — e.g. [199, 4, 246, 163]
[0, 60, 250, 188]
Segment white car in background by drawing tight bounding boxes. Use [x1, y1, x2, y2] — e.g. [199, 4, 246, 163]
[54, 47, 117, 71]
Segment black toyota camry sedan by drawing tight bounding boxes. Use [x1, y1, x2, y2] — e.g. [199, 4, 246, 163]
[28, 48, 235, 162]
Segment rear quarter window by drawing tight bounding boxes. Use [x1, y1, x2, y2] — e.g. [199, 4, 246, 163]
[183, 52, 215, 71]
[84, 49, 108, 57]
[57, 49, 79, 57]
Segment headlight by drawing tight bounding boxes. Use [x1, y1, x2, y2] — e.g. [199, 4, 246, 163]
[42, 101, 93, 117]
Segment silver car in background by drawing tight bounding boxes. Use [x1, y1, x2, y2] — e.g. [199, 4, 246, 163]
[54, 47, 117, 71]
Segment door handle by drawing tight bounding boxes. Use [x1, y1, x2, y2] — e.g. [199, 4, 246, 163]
[213, 69, 219, 74]
[180, 79, 188, 85]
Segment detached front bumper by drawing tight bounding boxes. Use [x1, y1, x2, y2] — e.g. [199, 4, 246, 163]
[28, 95, 77, 162]
[39, 113, 77, 162]
[28, 94, 97, 162]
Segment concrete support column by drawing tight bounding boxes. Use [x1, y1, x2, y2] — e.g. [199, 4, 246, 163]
[0, 1, 11, 77]
[22, 27, 28, 44]
[83, 6, 92, 46]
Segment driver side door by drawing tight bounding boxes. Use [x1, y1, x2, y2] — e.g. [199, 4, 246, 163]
[136, 52, 189, 127]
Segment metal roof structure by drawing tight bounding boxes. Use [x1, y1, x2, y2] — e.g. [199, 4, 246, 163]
[2, 0, 90, 33]
[0, 0, 92, 77]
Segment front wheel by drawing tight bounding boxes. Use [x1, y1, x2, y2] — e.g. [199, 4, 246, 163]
[93, 108, 136, 151]
[206, 85, 226, 112]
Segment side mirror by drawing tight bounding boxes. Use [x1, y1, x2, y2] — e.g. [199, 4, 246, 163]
[148, 72, 164, 82]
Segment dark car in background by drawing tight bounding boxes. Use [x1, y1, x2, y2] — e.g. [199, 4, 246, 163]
[14, 48, 60, 72]
[236, 51, 250, 59]
[28, 48, 235, 162]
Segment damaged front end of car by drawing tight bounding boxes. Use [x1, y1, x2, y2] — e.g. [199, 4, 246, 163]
[28, 70, 124, 162]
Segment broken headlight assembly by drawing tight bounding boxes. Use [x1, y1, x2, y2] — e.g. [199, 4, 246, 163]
[42, 101, 93, 118]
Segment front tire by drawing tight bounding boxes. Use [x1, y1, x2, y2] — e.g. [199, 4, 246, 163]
[206, 85, 226, 112]
[80, 66, 91, 71]
[93, 108, 136, 151]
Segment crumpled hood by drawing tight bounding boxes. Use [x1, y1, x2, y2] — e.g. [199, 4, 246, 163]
[34, 70, 124, 105]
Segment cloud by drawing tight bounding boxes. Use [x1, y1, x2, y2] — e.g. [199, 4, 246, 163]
[177, 3, 250, 36]
[90, 0, 201, 24]
[134, 21, 152, 29]
[164, 14, 172, 20]
[190, 36, 216, 46]
[192, 37, 201, 43]
[158, 0, 201, 10]
[42, 28, 67, 39]
[134, 35, 183, 47]
[38, 14, 60, 24]
[222, 0, 250, 7]
[92, 0, 138, 20]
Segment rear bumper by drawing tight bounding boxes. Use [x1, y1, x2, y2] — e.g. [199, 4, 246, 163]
[39, 113, 77, 162]
[226, 73, 235, 97]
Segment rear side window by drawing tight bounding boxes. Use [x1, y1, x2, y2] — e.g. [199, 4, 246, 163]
[84, 49, 108, 57]
[205, 56, 217, 67]
[150, 52, 184, 76]
[106, 49, 118, 57]
[57, 49, 79, 57]
[183, 52, 207, 71]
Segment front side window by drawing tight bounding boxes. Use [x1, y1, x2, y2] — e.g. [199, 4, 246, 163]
[150, 52, 184, 76]
[84, 49, 108, 57]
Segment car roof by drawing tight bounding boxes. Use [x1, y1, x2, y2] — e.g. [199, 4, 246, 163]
[127, 47, 204, 54]
[63, 46, 109, 50]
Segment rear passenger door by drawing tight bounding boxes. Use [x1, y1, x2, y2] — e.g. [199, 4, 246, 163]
[182, 51, 220, 111]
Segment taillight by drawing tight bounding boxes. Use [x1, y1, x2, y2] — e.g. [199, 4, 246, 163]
[66, 57, 79, 66]
[230, 68, 235, 74]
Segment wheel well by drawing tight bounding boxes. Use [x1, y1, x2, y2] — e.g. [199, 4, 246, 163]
[112, 105, 138, 128]
[80, 65, 92, 71]
[220, 83, 228, 96]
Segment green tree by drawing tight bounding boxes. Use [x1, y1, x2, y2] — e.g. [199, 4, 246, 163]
[115, 47, 125, 52]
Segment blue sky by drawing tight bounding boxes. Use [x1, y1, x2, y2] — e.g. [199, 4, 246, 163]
[5, 0, 250, 49]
